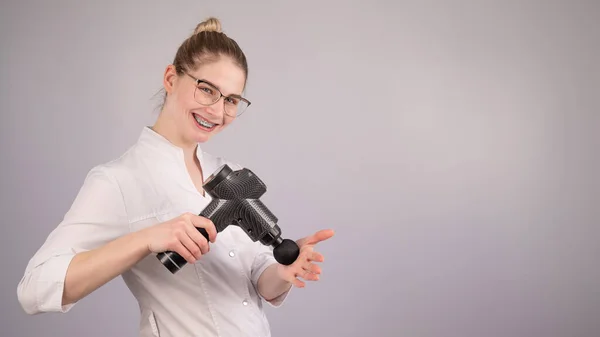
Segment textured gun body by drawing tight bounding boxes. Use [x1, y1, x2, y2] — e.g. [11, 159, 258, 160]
[157, 164, 299, 274]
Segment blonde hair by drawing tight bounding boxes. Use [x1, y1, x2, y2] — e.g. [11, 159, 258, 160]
[173, 17, 247, 81]
[194, 17, 222, 34]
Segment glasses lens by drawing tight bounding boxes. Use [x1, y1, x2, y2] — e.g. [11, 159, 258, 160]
[225, 100, 249, 117]
[194, 81, 250, 117]
[195, 82, 220, 105]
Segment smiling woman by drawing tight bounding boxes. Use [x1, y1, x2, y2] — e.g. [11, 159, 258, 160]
[16, 16, 334, 337]
[154, 18, 251, 146]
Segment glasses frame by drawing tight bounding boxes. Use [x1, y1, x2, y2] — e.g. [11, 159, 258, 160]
[185, 72, 251, 117]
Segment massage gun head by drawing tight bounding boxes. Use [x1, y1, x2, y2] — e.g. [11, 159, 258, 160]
[203, 164, 300, 265]
[273, 239, 300, 265]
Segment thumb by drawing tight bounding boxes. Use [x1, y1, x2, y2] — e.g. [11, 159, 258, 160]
[298, 229, 335, 246]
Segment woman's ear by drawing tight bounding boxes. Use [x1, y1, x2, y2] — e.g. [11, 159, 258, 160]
[163, 64, 178, 94]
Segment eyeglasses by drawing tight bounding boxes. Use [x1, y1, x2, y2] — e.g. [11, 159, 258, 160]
[185, 73, 251, 117]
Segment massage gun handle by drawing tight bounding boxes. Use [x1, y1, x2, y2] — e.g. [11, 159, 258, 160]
[156, 226, 211, 273]
[197, 227, 210, 241]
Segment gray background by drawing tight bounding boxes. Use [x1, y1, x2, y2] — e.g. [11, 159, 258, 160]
[1, 0, 599, 336]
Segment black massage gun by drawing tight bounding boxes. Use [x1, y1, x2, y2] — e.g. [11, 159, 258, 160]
[157, 164, 300, 273]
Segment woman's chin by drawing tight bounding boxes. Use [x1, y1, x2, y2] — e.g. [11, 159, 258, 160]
[190, 127, 220, 143]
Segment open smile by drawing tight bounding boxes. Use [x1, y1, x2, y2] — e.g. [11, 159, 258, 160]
[192, 113, 219, 131]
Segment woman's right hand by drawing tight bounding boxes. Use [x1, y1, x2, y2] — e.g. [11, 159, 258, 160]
[140, 212, 217, 263]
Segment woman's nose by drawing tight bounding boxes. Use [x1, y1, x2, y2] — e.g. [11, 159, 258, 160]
[205, 97, 226, 116]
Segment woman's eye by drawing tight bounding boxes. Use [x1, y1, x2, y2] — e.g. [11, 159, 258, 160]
[225, 97, 239, 105]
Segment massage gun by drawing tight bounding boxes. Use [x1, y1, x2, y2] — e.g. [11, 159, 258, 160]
[157, 164, 300, 274]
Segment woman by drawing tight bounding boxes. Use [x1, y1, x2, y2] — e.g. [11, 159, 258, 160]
[17, 17, 334, 337]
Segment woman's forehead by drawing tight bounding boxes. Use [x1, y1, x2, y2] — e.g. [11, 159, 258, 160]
[191, 59, 245, 95]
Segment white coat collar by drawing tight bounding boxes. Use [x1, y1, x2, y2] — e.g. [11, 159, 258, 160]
[137, 126, 204, 163]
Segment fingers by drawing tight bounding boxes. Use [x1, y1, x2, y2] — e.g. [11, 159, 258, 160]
[171, 241, 197, 264]
[309, 229, 335, 244]
[188, 213, 217, 243]
[176, 228, 204, 260]
[291, 253, 323, 284]
[309, 251, 324, 263]
[165, 213, 214, 264]
[292, 278, 305, 288]
[289, 264, 320, 286]
[300, 260, 321, 281]
[298, 229, 335, 246]
[281, 247, 327, 288]
[301, 271, 320, 281]
[303, 262, 321, 275]
[184, 222, 210, 254]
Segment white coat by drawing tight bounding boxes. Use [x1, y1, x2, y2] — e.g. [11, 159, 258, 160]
[17, 127, 291, 337]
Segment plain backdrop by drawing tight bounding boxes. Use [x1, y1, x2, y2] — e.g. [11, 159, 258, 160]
[1, 0, 599, 336]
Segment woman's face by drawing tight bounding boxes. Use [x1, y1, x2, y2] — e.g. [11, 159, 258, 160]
[162, 56, 247, 146]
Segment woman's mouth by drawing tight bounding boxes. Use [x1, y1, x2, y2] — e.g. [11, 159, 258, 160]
[193, 113, 218, 131]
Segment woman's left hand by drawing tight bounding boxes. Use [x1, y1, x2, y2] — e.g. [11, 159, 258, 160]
[277, 229, 335, 288]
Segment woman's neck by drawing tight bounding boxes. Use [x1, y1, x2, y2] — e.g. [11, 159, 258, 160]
[151, 114, 198, 161]
[151, 112, 205, 194]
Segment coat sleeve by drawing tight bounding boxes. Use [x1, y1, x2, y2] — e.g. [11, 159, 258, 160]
[17, 165, 129, 314]
[249, 242, 293, 307]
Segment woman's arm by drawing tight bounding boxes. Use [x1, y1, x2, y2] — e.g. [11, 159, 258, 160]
[17, 167, 132, 314]
[256, 264, 293, 302]
[17, 164, 218, 315]
[61, 230, 150, 305]
[63, 212, 217, 306]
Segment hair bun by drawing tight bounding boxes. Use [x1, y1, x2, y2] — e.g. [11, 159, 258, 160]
[194, 17, 222, 34]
